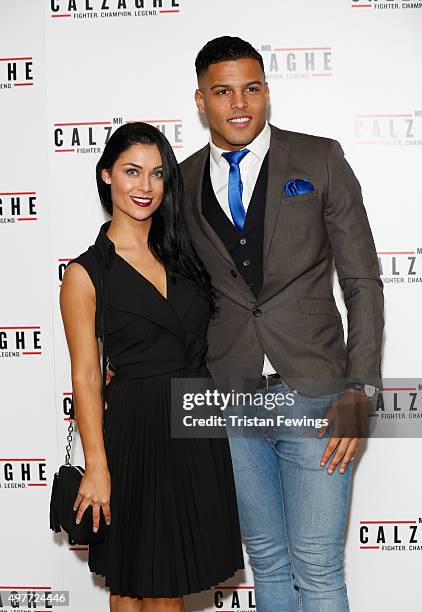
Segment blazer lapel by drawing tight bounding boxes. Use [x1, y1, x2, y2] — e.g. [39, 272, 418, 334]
[189, 144, 237, 267]
[262, 125, 290, 260]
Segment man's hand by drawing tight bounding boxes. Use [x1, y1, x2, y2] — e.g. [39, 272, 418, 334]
[104, 368, 115, 411]
[316, 388, 369, 475]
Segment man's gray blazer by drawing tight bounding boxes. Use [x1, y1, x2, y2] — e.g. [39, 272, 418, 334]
[180, 124, 384, 395]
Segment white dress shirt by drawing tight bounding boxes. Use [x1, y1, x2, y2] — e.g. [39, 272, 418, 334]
[209, 120, 271, 218]
[209, 121, 277, 376]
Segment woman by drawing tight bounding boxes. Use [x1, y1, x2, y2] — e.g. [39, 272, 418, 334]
[60, 122, 244, 611]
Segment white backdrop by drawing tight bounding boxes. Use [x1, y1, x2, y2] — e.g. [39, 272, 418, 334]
[1, 0, 422, 610]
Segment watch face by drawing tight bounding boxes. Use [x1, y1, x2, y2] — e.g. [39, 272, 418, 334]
[364, 384, 376, 398]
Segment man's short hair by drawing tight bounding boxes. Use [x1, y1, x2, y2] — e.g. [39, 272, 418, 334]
[195, 36, 265, 79]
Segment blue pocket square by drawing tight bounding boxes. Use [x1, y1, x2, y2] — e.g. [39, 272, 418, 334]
[284, 178, 315, 197]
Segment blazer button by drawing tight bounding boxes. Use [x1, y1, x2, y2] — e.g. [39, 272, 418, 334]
[230, 269, 237, 278]
[243, 259, 251, 267]
[240, 237, 247, 245]
[253, 307, 262, 317]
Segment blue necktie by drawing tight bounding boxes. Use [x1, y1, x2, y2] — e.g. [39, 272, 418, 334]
[222, 149, 250, 230]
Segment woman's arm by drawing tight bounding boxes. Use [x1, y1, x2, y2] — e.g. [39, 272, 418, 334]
[60, 262, 111, 531]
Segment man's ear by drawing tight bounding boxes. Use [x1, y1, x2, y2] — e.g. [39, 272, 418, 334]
[194, 88, 205, 114]
[101, 168, 111, 185]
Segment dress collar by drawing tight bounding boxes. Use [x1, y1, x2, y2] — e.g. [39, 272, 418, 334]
[91, 220, 197, 342]
[93, 220, 115, 269]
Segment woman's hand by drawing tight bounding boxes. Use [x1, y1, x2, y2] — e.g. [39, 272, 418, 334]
[73, 465, 111, 532]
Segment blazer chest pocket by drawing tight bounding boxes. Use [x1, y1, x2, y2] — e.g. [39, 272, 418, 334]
[300, 296, 340, 317]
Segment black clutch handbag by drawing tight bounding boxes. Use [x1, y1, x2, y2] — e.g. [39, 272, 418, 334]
[50, 247, 110, 545]
[49, 416, 109, 545]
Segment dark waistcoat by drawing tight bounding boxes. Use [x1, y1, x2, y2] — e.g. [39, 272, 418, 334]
[201, 152, 269, 297]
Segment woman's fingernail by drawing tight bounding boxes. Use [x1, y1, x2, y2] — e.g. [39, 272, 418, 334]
[328, 469, 333, 474]
[320, 461, 325, 466]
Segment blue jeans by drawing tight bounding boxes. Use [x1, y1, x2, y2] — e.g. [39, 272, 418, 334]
[226, 382, 353, 612]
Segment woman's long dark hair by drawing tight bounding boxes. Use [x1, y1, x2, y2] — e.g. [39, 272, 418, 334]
[96, 122, 216, 314]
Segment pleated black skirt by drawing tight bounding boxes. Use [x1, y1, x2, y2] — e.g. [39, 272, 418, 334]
[88, 372, 244, 598]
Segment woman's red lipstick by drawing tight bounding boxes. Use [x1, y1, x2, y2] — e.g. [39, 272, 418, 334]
[130, 195, 152, 207]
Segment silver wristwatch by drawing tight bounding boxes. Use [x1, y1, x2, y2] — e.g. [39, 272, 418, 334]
[346, 383, 378, 398]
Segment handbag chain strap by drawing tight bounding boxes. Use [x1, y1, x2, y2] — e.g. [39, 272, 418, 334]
[64, 418, 74, 466]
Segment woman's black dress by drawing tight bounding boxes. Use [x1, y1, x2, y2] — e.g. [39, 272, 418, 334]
[69, 221, 244, 598]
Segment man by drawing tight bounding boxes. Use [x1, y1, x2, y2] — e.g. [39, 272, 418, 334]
[179, 36, 384, 611]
